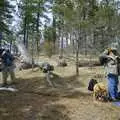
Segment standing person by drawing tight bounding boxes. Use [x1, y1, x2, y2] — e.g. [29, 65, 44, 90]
[100, 48, 120, 101]
[1, 49, 15, 86]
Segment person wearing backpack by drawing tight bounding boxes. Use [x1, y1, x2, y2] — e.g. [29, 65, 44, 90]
[1, 49, 16, 86]
[100, 48, 120, 101]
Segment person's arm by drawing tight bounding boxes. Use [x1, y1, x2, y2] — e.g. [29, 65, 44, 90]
[99, 49, 111, 65]
[100, 49, 109, 57]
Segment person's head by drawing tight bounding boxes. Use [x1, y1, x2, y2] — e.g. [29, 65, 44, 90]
[107, 48, 118, 55]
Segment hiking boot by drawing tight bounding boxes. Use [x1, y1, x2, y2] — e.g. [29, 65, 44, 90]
[111, 98, 118, 102]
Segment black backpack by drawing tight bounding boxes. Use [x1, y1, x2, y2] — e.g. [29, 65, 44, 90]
[42, 63, 54, 73]
[88, 79, 98, 91]
[2, 51, 14, 66]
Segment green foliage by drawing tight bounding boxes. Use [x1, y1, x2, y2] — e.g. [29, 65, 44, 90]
[44, 25, 54, 57]
[44, 41, 53, 57]
[1, 0, 119, 57]
[18, 0, 51, 49]
[0, 0, 14, 33]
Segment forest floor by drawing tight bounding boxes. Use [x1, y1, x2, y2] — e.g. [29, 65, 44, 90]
[0, 55, 120, 120]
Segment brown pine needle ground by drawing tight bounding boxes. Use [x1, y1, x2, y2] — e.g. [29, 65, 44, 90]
[0, 56, 120, 120]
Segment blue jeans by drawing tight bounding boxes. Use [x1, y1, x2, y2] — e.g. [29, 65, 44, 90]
[107, 74, 119, 99]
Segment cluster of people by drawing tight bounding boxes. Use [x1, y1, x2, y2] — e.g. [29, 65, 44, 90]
[100, 47, 120, 101]
[0, 49, 15, 87]
[0, 46, 119, 102]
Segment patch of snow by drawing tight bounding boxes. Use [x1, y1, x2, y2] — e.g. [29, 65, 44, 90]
[0, 87, 18, 92]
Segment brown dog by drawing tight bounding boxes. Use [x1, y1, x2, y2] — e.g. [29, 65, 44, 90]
[93, 82, 108, 102]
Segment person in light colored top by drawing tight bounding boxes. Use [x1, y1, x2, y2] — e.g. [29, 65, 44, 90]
[100, 48, 120, 101]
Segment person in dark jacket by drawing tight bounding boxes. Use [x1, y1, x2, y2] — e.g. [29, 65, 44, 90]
[1, 49, 15, 86]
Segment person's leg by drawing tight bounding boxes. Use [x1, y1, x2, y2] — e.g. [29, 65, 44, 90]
[2, 71, 8, 86]
[9, 70, 15, 84]
[7, 66, 15, 84]
[114, 75, 119, 98]
[108, 74, 118, 100]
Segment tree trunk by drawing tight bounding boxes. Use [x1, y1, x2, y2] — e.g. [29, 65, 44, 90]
[0, 32, 2, 48]
[10, 37, 12, 53]
[52, 16, 56, 53]
[31, 35, 34, 71]
[26, 27, 28, 49]
[23, 16, 27, 46]
[36, 10, 40, 53]
[72, 31, 76, 54]
[84, 30, 87, 56]
[76, 31, 79, 76]
[76, 41, 79, 76]
[60, 30, 64, 58]
[65, 32, 68, 47]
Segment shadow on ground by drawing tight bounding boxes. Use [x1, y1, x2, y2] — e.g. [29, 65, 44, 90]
[0, 91, 59, 120]
[37, 104, 71, 120]
[0, 89, 71, 120]
[0, 73, 91, 120]
[14, 73, 89, 99]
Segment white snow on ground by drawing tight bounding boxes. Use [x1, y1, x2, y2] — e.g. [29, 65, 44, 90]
[0, 87, 18, 92]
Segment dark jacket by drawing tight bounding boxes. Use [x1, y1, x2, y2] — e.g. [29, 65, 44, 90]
[1, 51, 14, 66]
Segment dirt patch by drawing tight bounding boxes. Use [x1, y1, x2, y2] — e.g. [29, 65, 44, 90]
[0, 66, 120, 120]
[0, 91, 58, 120]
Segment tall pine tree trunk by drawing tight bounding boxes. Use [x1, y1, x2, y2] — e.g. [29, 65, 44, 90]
[76, 30, 79, 76]
[60, 30, 64, 58]
[52, 16, 56, 53]
[84, 30, 87, 56]
[23, 17, 27, 46]
[36, 10, 40, 54]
